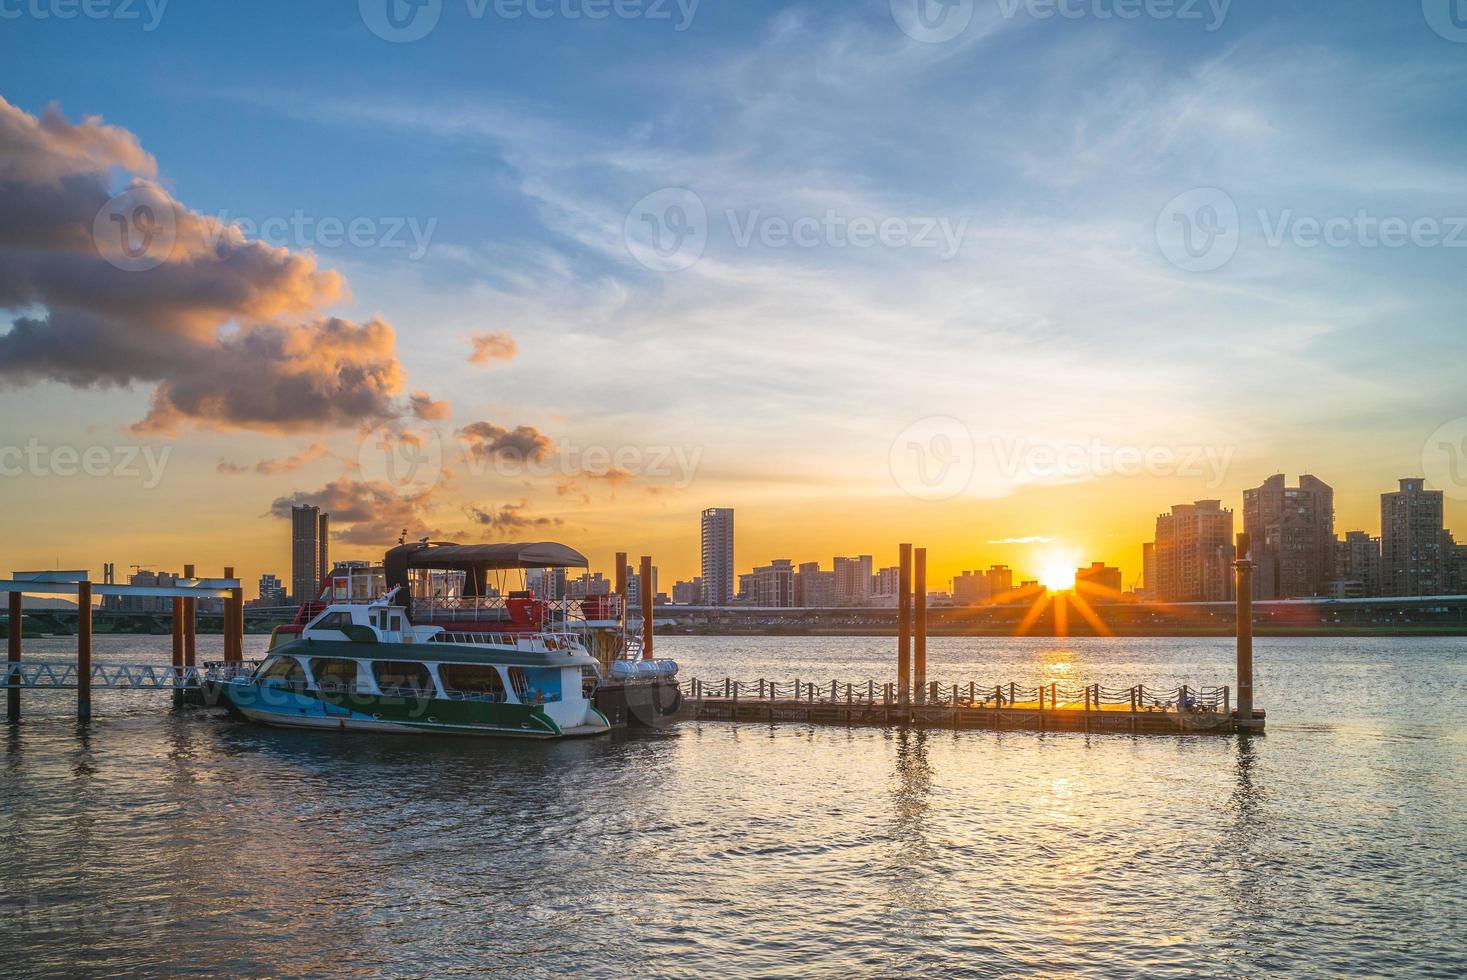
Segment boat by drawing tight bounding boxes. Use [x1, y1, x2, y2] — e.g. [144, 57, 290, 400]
[219, 541, 680, 737]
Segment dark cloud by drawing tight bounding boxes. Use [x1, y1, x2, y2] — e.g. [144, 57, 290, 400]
[464, 501, 562, 534]
[457, 421, 554, 462]
[409, 391, 451, 421]
[0, 97, 418, 434]
[269, 478, 441, 546]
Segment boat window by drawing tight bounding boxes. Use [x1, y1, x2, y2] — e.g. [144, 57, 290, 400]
[260, 657, 307, 689]
[388, 615, 403, 632]
[507, 666, 529, 702]
[372, 661, 434, 697]
[310, 658, 360, 693]
[439, 664, 506, 702]
[310, 611, 354, 632]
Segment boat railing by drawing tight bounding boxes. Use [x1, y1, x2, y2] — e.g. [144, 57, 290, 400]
[430, 630, 587, 654]
[413, 594, 622, 625]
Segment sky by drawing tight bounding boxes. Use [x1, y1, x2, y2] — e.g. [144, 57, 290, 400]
[2, 0, 1466, 596]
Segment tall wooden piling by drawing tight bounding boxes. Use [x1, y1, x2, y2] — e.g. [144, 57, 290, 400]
[897, 543, 912, 704]
[1234, 532, 1257, 728]
[914, 547, 927, 704]
[223, 566, 243, 664]
[77, 579, 92, 720]
[182, 564, 196, 669]
[6, 591, 20, 722]
[640, 555, 654, 661]
[614, 551, 628, 626]
[172, 596, 186, 707]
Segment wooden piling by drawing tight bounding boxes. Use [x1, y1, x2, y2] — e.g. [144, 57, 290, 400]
[7, 590, 20, 722]
[1234, 533, 1257, 728]
[614, 552, 628, 627]
[914, 547, 927, 704]
[182, 565, 196, 668]
[898, 543, 912, 704]
[172, 596, 186, 708]
[639, 555, 654, 660]
[77, 580, 92, 720]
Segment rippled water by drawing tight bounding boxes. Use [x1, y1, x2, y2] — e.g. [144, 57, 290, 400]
[2, 634, 1464, 978]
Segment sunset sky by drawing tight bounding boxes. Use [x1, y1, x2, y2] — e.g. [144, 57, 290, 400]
[3, 1, 1466, 595]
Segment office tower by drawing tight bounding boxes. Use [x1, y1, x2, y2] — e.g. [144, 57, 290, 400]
[1141, 543, 1157, 598]
[1242, 474, 1334, 598]
[700, 508, 735, 605]
[672, 579, 702, 605]
[1075, 562, 1122, 595]
[751, 559, 795, 607]
[1152, 500, 1235, 602]
[626, 564, 659, 608]
[872, 565, 900, 599]
[832, 555, 874, 606]
[985, 564, 1013, 597]
[291, 504, 329, 604]
[257, 573, 286, 605]
[1381, 478, 1445, 596]
[951, 570, 990, 605]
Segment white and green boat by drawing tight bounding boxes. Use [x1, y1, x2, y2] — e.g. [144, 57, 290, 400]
[220, 541, 676, 738]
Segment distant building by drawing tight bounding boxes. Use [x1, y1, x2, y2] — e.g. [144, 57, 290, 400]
[1152, 499, 1235, 602]
[795, 562, 835, 607]
[832, 555, 873, 606]
[1333, 531, 1382, 598]
[736, 572, 756, 603]
[118, 569, 179, 613]
[986, 564, 1013, 597]
[1381, 478, 1445, 596]
[951, 570, 989, 605]
[625, 565, 658, 608]
[750, 559, 794, 607]
[671, 579, 702, 605]
[567, 571, 609, 600]
[1140, 543, 1157, 599]
[257, 573, 286, 606]
[1243, 474, 1334, 598]
[1075, 562, 1122, 596]
[1447, 536, 1467, 594]
[872, 565, 900, 601]
[700, 508, 735, 606]
[290, 504, 329, 605]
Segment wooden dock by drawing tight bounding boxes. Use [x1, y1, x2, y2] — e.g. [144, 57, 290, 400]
[675, 679, 1260, 735]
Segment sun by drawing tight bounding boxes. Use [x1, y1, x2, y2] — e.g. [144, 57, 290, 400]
[1038, 559, 1077, 592]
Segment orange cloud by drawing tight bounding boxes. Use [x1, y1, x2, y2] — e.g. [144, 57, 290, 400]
[468, 330, 517, 366]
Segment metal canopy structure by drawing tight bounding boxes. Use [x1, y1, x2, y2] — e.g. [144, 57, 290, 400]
[394, 542, 589, 571]
[0, 570, 240, 598]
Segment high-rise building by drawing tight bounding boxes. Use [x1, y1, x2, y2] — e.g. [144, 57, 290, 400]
[1333, 531, 1382, 597]
[795, 562, 835, 607]
[257, 573, 286, 606]
[951, 570, 990, 606]
[1140, 543, 1157, 598]
[118, 569, 179, 613]
[700, 508, 734, 606]
[671, 579, 702, 605]
[1381, 478, 1445, 597]
[832, 555, 873, 606]
[626, 564, 658, 608]
[750, 559, 794, 607]
[1152, 500, 1235, 602]
[1243, 474, 1334, 598]
[986, 564, 1013, 597]
[872, 565, 900, 599]
[1075, 562, 1122, 595]
[291, 504, 329, 604]
[1446, 535, 1467, 595]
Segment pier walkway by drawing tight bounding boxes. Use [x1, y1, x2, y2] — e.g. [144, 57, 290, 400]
[677, 678, 1254, 734]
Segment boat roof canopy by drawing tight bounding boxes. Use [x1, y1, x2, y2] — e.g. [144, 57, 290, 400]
[389, 541, 589, 571]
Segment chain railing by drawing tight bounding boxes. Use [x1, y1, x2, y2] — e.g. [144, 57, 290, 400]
[678, 677, 1230, 714]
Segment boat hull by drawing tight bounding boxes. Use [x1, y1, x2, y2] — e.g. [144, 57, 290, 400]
[222, 681, 610, 739]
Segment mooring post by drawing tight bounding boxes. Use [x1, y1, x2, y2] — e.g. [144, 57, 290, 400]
[1009, 682, 1016, 707]
[7, 590, 21, 722]
[182, 564, 197, 670]
[77, 579, 92, 721]
[1234, 532, 1257, 729]
[639, 555, 654, 661]
[1223, 686, 1230, 717]
[898, 543, 912, 704]
[914, 547, 927, 704]
[614, 551, 628, 630]
[222, 566, 238, 663]
[868, 679, 874, 702]
[172, 596, 186, 708]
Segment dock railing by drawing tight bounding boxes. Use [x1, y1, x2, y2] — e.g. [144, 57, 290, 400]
[679, 678, 1230, 715]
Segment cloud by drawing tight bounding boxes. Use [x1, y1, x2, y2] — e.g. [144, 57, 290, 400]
[468, 330, 517, 365]
[219, 443, 333, 476]
[457, 420, 554, 462]
[409, 391, 452, 421]
[464, 500, 563, 535]
[269, 478, 442, 546]
[0, 97, 412, 434]
[988, 536, 1055, 545]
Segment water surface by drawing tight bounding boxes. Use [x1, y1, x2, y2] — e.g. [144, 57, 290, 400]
[2, 634, 1464, 977]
